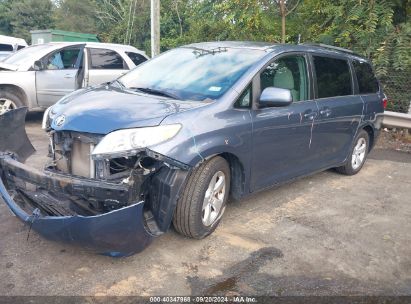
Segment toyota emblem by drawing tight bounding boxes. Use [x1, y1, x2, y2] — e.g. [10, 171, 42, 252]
[55, 115, 66, 127]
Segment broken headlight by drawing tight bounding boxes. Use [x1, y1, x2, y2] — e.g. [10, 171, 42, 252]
[91, 124, 181, 158]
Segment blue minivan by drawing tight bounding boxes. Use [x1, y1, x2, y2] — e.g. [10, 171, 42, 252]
[0, 42, 385, 256]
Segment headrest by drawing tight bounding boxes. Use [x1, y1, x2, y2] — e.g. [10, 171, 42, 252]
[273, 66, 294, 90]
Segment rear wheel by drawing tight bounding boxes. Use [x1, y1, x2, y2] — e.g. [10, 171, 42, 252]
[336, 129, 369, 175]
[173, 156, 230, 239]
[0, 90, 23, 115]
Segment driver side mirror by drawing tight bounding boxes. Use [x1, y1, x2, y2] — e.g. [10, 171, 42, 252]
[258, 87, 293, 108]
[33, 60, 45, 71]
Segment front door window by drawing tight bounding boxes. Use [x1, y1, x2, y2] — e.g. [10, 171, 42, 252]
[260, 55, 309, 102]
[45, 48, 81, 70]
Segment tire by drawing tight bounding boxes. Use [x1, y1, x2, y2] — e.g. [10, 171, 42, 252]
[0, 90, 24, 115]
[173, 156, 231, 239]
[335, 129, 370, 175]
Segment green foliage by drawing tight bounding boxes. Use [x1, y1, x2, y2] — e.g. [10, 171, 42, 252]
[54, 0, 99, 34]
[0, 0, 409, 111]
[294, 0, 410, 113]
[0, 0, 13, 35]
[9, 0, 55, 42]
[295, 0, 393, 54]
[160, 0, 281, 50]
[94, 0, 150, 52]
[374, 23, 411, 75]
[373, 23, 411, 113]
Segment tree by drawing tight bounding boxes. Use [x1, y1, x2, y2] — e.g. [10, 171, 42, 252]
[159, 0, 281, 50]
[274, 0, 300, 43]
[0, 0, 13, 35]
[293, 0, 410, 112]
[373, 22, 411, 112]
[9, 0, 55, 42]
[95, 0, 150, 52]
[392, 0, 410, 24]
[54, 0, 99, 34]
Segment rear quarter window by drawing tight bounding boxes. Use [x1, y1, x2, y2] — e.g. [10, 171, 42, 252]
[313, 56, 352, 98]
[352, 60, 379, 94]
[0, 44, 13, 52]
[126, 52, 147, 66]
[89, 48, 127, 69]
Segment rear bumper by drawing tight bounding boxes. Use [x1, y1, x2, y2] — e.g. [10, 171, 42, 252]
[0, 155, 154, 257]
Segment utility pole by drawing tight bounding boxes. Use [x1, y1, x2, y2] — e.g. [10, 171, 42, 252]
[151, 0, 160, 57]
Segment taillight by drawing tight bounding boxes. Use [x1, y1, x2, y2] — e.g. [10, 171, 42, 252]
[382, 96, 388, 109]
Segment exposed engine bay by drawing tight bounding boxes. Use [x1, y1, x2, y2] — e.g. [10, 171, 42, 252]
[44, 129, 190, 230]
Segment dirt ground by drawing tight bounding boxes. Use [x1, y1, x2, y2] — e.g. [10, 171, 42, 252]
[375, 128, 411, 153]
[0, 112, 410, 296]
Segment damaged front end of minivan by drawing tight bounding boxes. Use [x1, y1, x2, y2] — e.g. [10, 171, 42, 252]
[0, 108, 190, 257]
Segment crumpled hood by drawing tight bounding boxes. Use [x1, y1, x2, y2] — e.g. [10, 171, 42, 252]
[0, 61, 18, 71]
[50, 85, 207, 134]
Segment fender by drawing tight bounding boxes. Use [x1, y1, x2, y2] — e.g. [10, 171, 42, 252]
[0, 72, 37, 108]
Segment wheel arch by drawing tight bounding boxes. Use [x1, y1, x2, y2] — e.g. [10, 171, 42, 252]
[361, 124, 375, 152]
[196, 151, 247, 201]
[0, 84, 29, 107]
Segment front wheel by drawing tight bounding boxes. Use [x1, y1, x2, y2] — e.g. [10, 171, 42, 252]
[335, 129, 369, 175]
[173, 156, 230, 239]
[0, 90, 24, 115]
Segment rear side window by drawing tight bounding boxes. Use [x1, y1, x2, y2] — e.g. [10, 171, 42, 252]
[0, 44, 13, 51]
[313, 56, 352, 98]
[89, 48, 127, 69]
[126, 52, 147, 66]
[352, 60, 379, 94]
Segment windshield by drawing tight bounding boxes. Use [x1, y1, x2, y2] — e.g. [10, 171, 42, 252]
[3, 44, 52, 66]
[119, 47, 266, 101]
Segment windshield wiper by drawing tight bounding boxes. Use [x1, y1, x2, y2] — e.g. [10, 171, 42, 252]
[131, 87, 180, 100]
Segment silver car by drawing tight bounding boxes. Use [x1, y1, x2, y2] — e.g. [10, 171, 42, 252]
[0, 42, 148, 114]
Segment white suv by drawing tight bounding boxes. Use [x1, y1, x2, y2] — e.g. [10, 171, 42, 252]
[0, 42, 148, 114]
[0, 35, 28, 61]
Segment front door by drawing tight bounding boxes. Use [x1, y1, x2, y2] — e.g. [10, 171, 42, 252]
[250, 54, 319, 191]
[36, 45, 85, 106]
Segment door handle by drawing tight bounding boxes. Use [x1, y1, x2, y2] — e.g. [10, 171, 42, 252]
[304, 112, 317, 120]
[319, 108, 332, 117]
[64, 74, 74, 79]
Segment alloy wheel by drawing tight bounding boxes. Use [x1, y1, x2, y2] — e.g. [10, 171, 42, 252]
[0, 98, 17, 115]
[352, 137, 367, 170]
[202, 171, 226, 226]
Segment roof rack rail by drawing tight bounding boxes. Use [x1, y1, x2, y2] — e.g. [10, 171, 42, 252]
[300, 43, 355, 54]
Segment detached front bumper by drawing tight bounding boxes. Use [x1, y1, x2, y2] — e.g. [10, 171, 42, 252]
[0, 155, 154, 257]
